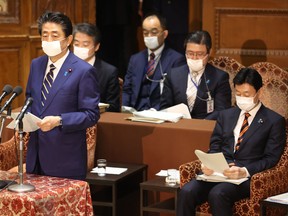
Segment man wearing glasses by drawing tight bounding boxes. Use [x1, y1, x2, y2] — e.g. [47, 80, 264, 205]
[122, 12, 186, 111]
[160, 30, 231, 120]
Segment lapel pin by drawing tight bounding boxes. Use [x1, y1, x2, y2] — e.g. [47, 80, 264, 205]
[206, 80, 210, 84]
[258, 118, 263, 124]
[68, 68, 72, 72]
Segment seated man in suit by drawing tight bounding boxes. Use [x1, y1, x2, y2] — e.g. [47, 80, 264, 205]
[122, 12, 186, 111]
[73, 23, 120, 112]
[160, 30, 231, 120]
[177, 68, 286, 216]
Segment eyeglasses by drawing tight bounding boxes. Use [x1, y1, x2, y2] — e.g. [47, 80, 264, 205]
[143, 30, 163, 37]
[185, 51, 207, 59]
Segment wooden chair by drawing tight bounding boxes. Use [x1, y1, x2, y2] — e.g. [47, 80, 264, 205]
[3, 125, 97, 172]
[179, 61, 288, 216]
[209, 56, 244, 106]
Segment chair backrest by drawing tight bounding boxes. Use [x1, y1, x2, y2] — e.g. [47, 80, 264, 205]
[250, 62, 288, 120]
[209, 56, 244, 105]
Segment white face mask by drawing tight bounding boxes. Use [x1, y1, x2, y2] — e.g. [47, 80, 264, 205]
[236, 95, 257, 112]
[187, 58, 205, 72]
[42, 40, 63, 57]
[73, 45, 90, 60]
[144, 36, 159, 50]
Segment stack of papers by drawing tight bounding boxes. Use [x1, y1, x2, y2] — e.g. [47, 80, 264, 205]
[160, 103, 191, 119]
[194, 150, 248, 185]
[91, 166, 127, 175]
[266, 193, 288, 204]
[132, 110, 183, 123]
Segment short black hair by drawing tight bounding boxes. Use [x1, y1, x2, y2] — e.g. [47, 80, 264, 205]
[184, 30, 212, 53]
[142, 12, 167, 30]
[233, 68, 263, 92]
[73, 23, 101, 44]
[38, 11, 73, 37]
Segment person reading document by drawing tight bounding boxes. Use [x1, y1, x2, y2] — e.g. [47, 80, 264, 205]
[177, 68, 286, 216]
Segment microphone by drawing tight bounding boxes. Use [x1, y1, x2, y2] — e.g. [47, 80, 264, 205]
[0, 84, 13, 103]
[0, 86, 23, 114]
[14, 97, 33, 127]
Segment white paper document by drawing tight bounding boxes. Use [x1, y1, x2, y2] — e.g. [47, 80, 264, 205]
[266, 192, 288, 204]
[6, 112, 41, 132]
[194, 150, 248, 185]
[91, 166, 128, 175]
[132, 110, 183, 123]
[160, 103, 191, 119]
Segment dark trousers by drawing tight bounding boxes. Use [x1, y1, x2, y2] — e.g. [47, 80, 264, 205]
[177, 179, 250, 216]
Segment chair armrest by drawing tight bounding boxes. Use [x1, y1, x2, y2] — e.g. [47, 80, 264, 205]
[179, 160, 201, 187]
[0, 137, 18, 170]
[0, 133, 30, 171]
[250, 158, 288, 201]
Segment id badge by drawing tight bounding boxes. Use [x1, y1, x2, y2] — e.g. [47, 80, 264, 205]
[207, 99, 214, 113]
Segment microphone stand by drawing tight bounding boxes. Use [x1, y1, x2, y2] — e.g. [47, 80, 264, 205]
[8, 119, 35, 192]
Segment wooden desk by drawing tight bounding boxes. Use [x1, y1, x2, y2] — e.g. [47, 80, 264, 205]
[0, 171, 93, 215]
[86, 162, 147, 216]
[96, 112, 216, 180]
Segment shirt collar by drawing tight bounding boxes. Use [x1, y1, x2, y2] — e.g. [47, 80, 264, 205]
[148, 43, 165, 60]
[240, 101, 262, 118]
[48, 50, 70, 69]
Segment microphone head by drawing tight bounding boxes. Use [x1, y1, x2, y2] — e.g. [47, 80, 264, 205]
[26, 97, 33, 104]
[3, 85, 13, 94]
[13, 86, 23, 96]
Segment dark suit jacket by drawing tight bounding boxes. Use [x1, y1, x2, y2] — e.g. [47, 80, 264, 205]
[209, 105, 286, 176]
[94, 58, 120, 112]
[160, 63, 231, 120]
[122, 46, 185, 110]
[25, 52, 100, 178]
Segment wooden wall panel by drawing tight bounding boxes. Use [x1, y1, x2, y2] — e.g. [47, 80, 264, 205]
[0, 38, 30, 107]
[203, 0, 288, 70]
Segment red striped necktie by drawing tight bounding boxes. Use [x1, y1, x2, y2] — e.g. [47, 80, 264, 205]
[146, 52, 155, 78]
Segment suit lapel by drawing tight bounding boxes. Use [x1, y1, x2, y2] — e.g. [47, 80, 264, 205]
[240, 105, 265, 146]
[40, 53, 75, 114]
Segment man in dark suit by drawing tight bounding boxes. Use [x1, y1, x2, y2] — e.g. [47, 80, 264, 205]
[25, 12, 100, 180]
[160, 31, 231, 120]
[122, 12, 186, 111]
[73, 23, 120, 112]
[177, 68, 286, 216]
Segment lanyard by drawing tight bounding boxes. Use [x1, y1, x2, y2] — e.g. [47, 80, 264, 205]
[188, 71, 212, 101]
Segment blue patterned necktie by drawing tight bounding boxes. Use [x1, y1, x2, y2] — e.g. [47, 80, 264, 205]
[41, 64, 56, 106]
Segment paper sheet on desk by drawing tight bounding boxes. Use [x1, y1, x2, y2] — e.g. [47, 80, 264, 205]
[133, 110, 183, 123]
[91, 167, 128, 175]
[160, 103, 191, 119]
[6, 112, 41, 132]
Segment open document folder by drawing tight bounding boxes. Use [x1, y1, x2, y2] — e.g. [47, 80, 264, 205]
[194, 150, 248, 185]
[6, 112, 41, 132]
